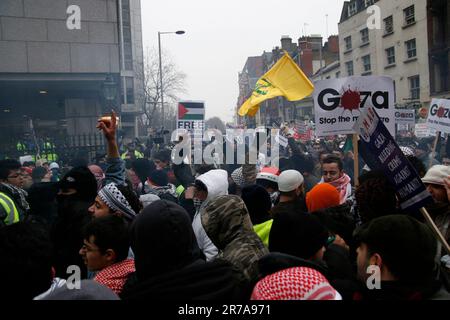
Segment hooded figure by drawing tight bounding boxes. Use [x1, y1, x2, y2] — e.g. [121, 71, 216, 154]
[51, 166, 97, 279]
[241, 184, 273, 247]
[121, 200, 248, 300]
[192, 169, 228, 261]
[202, 195, 269, 284]
[269, 212, 329, 261]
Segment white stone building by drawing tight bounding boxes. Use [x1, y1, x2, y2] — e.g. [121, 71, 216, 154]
[338, 0, 430, 109]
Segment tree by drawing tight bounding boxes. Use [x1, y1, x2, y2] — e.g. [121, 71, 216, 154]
[205, 117, 226, 133]
[136, 48, 187, 132]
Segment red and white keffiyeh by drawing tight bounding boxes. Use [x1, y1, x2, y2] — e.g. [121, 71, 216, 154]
[250, 267, 341, 300]
[94, 259, 135, 294]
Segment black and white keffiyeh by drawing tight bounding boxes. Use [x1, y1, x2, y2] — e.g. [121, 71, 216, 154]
[98, 183, 136, 221]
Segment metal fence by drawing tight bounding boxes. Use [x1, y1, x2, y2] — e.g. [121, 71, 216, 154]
[2, 133, 107, 164]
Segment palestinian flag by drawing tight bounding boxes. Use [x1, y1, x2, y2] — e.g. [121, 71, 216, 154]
[178, 102, 205, 121]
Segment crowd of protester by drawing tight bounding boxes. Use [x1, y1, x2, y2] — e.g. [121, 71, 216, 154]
[0, 116, 449, 300]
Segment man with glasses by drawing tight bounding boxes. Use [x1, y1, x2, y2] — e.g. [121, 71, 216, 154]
[0, 159, 30, 226]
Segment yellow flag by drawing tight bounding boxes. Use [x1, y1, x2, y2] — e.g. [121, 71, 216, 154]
[238, 52, 314, 117]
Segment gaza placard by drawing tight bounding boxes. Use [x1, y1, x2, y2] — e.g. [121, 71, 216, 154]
[313, 76, 395, 137]
[426, 99, 450, 134]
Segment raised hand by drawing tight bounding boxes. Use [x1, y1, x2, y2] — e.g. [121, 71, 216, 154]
[97, 110, 117, 142]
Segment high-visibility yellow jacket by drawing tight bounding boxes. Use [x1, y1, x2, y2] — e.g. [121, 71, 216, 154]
[121, 150, 144, 160]
[16, 142, 26, 152]
[42, 142, 58, 161]
[0, 192, 19, 226]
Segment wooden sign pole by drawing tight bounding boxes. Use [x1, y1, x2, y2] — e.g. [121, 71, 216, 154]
[429, 131, 440, 169]
[420, 207, 450, 255]
[353, 134, 359, 187]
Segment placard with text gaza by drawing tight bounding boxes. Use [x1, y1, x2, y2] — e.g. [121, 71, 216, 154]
[426, 99, 450, 134]
[313, 76, 395, 137]
[395, 109, 415, 125]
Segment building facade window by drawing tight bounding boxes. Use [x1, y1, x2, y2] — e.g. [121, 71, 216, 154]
[409, 75, 420, 99]
[335, 71, 341, 78]
[404, 5, 415, 26]
[121, 0, 133, 70]
[386, 47, 395, 65]
[365, 0, 374, 7]
[405, 39, 417, 59]
[344, 36, 352, 51]
[121, 77, 135, 104]
[384, 16, 393, 34]
[362, 55, 371, 72]
[348, 2, 357, 16]
[360, 28, 369, 45]
[126, 77, 135, 104]
[345, 61, 354, 76]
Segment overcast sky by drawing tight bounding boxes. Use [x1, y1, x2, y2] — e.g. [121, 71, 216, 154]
[141, 0, 347, 123]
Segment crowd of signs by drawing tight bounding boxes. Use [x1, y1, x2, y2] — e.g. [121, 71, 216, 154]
[174, 77, 449, 152]
[174, 77, 449, 228]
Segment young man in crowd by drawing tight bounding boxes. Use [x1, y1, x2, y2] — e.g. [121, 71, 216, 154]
[144, 169, 178, 204]
[422, 165, 450, 258]
[0, 159, 29, 226]
[79, 215, 135, 295]
[354, 215, 449, 300]
[320, 155, 352, 204]
[270, 169, 307, 216]
[191, 169, 229, 261]
[87, 111, 142, 223]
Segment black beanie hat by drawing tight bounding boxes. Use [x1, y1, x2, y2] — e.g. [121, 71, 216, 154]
[354, 215, 437, 282]
[149, 170, 169, 187]
[269, 212, 328, 260]
[130, 200, 199, 280]
[32, 166, 48, 182]
[58, 166, 97, 202]
[241, 184, 272, 225]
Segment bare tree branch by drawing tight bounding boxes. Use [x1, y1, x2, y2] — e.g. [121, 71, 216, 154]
[135, 47, 187, 131]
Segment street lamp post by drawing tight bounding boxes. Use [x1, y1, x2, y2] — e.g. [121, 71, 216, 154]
[158, 30, 185, 130]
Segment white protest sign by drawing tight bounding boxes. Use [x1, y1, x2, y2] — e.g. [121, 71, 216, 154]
[395, 109, 415, 125]
[19, 155, 33, 165]
[415, 123, 436, 138]
[396, 123, 409, 131]
[426, 99, 450, 134]
[313, 76, 395, 137]
[275, 134, 288, 147]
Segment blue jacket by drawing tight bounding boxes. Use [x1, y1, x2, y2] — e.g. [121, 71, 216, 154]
[103, 157, 126, 186]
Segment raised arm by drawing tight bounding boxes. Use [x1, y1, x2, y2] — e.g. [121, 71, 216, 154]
[97, 111, 125, 186]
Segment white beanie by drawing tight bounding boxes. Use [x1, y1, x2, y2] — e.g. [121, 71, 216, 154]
[422, 165, 450, 186]
[278, 170, 304, 192]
